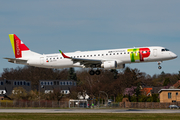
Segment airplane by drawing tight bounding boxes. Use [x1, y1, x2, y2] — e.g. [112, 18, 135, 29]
[4, 34, 178, 75]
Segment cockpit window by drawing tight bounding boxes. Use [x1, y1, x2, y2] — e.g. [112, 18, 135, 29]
[165, 48, 169, 51]
[162, 48, 170, 52]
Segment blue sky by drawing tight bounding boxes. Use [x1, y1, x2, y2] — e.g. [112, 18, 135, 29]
[0, 0, 180, 76]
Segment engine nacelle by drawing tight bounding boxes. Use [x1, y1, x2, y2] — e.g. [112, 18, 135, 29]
[101, 61, 117, 69]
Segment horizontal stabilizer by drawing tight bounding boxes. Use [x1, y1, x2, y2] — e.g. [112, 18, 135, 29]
[4, 58, 28, 64]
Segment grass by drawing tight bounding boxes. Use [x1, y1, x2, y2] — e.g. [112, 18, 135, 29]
[0, 113, 180, 120]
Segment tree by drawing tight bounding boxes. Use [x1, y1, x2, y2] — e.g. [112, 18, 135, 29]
[177, 71, 180, 80]
[115, 94, 123, 102]
[67, 68, 77, 81]
[110, 69, 118, 79]
[46, 89, 63, 101]
[1, 66, 69, 90]
[135, 83, 141, 102]
[163, 78, 170, 86]
[10, 87, 28, 100]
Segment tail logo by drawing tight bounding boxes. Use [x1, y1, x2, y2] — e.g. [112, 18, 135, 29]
[16, 39, 20, 56]
[9, 34, 29, 58]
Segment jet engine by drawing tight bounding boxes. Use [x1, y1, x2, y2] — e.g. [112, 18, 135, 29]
[101, 61, 117, 69]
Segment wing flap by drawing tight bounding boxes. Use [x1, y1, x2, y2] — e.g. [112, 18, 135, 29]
[72, 58, 102, 67]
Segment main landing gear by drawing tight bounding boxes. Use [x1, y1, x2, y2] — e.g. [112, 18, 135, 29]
[89, 69, 101, 75]
[158, 61, 162, 69]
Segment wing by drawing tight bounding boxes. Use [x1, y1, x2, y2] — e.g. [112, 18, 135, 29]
[59, 50, 102, 68]
[4, 58, 28, 64]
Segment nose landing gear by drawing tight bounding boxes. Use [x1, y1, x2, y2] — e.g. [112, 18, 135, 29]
[158, 61, 162, 69]
[158, 66, 162, 69]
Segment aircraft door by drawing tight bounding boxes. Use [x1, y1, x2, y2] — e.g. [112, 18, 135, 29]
[153, 49, 157, 57]
[40, 57, 44, 65]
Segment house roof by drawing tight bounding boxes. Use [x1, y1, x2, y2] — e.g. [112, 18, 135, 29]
[173, 80, 180, 88]
[141, 88, 152, 96]
[158, 89, 180, 93]
[151, 87, 164, 94]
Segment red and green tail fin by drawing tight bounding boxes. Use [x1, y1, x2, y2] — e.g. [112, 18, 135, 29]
[9, 34, 30, 58]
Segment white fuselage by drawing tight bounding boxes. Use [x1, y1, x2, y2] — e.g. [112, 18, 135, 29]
[25, 46, 177, 69]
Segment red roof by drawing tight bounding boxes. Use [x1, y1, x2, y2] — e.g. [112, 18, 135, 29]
[173, 80, 180, 88]
[141, 88, 152, 96]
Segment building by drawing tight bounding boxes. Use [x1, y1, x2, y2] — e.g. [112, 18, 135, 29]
[39, 80, 77, 94]
[158, 89, 180, 103]
[141, 87, 152, 96]
[0, 79, 31, 100]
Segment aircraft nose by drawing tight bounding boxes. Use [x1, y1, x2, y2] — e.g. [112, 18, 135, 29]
[171, 52, 178, 59]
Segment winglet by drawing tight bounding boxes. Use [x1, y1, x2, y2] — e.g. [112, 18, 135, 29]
[59, 50, 70, 58]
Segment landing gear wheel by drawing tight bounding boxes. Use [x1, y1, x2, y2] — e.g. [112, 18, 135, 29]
[158, 66, 162, 69]
[157, 61, 162, 70]
[95, 70, 101, 75]
[89, 70, 95, 75]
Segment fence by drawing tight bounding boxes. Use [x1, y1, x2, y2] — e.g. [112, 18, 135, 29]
[0, 101, 69, 108]
[0, 100, 179, 109]
[118, 102, 180, 109]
